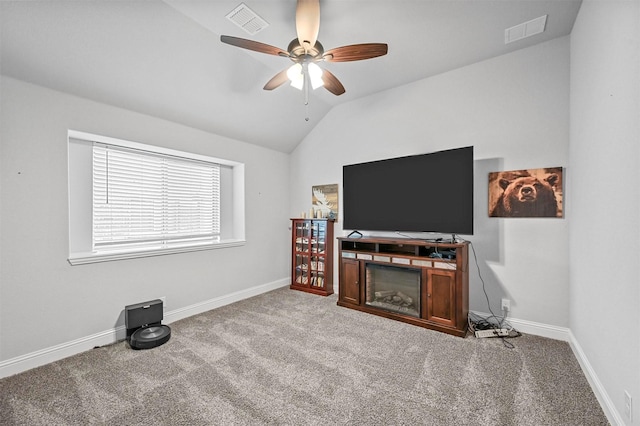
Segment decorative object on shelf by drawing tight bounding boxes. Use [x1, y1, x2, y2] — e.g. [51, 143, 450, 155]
[489, 167, 563, 218]
[290, 218, 335, 296]
[312, 184, 338, 220]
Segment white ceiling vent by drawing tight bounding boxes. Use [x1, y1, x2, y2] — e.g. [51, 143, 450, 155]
[505, 15, 547, 44]
[226, 3, 269, 35]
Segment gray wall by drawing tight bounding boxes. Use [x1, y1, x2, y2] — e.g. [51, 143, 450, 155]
[0, 76, 291, 362]
[290, 37, 570, 327]
[2, 4, 639, 421]
[569, 1, 640, 424]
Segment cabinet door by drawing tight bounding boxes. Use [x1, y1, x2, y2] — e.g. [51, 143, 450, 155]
[309, 221, 326, 289]
[426, 269, 456, 326]
[293, 220, 311, 287]
[340, 259, 360, 305]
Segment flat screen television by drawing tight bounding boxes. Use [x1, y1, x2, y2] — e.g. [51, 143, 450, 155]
[342, 146, 474, 235]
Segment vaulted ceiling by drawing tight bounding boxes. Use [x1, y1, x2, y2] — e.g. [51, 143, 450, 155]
[0, 0, 582, 152]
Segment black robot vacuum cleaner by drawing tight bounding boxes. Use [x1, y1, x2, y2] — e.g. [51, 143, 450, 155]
[125, 299, 171, 350]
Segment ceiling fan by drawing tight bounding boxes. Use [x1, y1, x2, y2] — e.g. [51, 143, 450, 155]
[220, 0, 388, 97]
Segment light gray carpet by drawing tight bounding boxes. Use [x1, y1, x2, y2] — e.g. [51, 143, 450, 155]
[0, 287, 609, 425]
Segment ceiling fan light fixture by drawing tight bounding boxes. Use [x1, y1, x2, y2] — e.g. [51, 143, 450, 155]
[220, 0, 387, 98]
[308, 62, 324, 90]
[287, 63, 304, 90]
[286, 63, 323, 91]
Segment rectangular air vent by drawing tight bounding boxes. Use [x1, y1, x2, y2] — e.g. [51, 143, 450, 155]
[226, 3, 269, 35]
[505, 15, 547, 44]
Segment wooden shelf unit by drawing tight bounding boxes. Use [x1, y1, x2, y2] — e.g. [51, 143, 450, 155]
[337, 236, 469, 337]
[290, 218, 334, 296]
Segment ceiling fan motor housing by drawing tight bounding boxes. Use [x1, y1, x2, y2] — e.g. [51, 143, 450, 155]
[287, 39, 324, 61]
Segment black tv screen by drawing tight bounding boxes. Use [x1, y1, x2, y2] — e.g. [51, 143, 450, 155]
[343, 146, 474, 235]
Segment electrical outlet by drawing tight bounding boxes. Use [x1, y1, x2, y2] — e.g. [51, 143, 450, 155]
[501, 298, 511, 311]
[624, 390, 632, 422]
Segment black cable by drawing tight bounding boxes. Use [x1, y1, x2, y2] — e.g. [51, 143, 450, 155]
[460, 238, 521, 348]
[390, 233, 522, 347]
[467, 240, 501, 324]
[393, 231, 450, 243]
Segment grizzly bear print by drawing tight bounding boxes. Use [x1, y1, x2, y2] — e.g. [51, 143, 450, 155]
[490, 174, 559, 217]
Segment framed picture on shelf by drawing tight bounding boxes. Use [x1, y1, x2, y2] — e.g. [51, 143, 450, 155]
[312, 184, 338, 220]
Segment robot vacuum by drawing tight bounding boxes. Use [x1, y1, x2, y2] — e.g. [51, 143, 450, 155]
[125, 299, 171, 350]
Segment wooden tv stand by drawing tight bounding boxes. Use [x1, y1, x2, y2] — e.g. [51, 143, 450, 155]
[337, 236, 469, 337]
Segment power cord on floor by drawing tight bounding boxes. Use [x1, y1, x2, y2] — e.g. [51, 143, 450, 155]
[459, 238, 522, 348]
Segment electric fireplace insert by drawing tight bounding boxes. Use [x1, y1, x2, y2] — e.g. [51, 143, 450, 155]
[365, 263, 421, 318]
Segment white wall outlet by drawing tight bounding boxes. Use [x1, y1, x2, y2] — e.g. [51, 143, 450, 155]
[501, 298, 511, 312]
[624, 390, 632, 422]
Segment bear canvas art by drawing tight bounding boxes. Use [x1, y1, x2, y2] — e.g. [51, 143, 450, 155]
[489, 167, 563, 218]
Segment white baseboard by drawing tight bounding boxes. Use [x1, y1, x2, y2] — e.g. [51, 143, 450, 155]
[470, 310, 571, 341]
[162, 278, 290, 325]
[568, 330, 624, 426]
[0, 328, 124, 380]
[0, 278, 289, 379]
[471, 310, 621, 425]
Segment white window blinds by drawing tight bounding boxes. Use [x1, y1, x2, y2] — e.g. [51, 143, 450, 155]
[92, 143, 220, 251]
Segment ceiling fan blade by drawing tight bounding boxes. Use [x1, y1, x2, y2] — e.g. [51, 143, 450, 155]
[220, 35, 289, 57]
[263, 69, 290, 91]
[321, 69, 345, 96]
[296, 0, 320, 52]
[323, 43, 388, 62]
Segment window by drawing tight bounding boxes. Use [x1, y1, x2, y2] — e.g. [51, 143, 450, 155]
[92, 143, 221, 250]
[68, 131, 245, 265]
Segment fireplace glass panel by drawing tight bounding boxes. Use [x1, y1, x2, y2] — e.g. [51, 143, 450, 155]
[365, 264, 420, 318]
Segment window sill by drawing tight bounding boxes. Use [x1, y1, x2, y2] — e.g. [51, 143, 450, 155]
[68, 239, 246, 265]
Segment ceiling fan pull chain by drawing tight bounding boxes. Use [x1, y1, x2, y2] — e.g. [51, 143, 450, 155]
[303, 64, 310, 121]
[303, 63, 310, 106]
